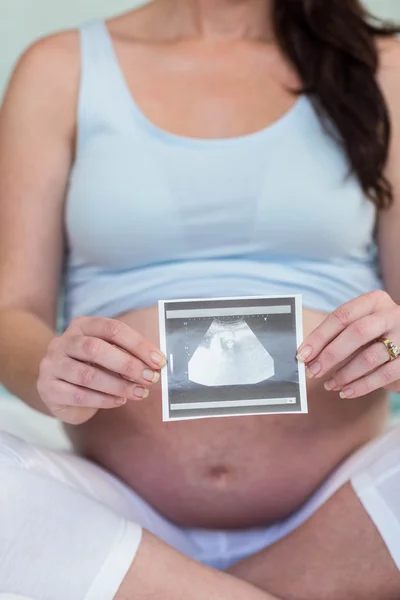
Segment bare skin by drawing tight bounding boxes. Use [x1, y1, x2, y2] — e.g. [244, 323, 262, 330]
[66, 307, 388, 529]
[228, 483, 400, 600]
[0, 1, 400, 598]
[118, 530, 279, 600]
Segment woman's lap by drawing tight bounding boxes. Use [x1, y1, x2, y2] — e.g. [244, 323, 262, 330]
[0, 427, 399, 599]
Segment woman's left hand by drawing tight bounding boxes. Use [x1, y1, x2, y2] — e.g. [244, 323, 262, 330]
[297, 290, 400, 398]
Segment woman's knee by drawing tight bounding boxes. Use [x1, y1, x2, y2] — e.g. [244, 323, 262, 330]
[351, 426, 400, 571]
[0, 431, 142, 600]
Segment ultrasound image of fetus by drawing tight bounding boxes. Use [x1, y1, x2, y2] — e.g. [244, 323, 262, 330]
[188, 317, 275, 387]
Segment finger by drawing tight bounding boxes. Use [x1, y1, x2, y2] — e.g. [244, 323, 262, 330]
[324, 341, 390, 391]
[305, 312, 389, 379]
[297, 290, 393, 364]
[49, 378, 130, 409]
[53, 357, 151, 400]
[336, 359, 400, 399]
[64, 336, 161, 386]
[70, 317, 166, 369]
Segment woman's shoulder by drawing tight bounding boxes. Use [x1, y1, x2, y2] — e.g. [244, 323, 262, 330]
[0, 30, 81, 164]
[13, 30, 80, 93]
[3, 30, 81, 135]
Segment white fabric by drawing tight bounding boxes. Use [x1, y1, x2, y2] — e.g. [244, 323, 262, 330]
[0, 428, 399, 599]
[0, 394, 71, 451]
[352, 443, 400, 570]
[0, 596, 36, 600]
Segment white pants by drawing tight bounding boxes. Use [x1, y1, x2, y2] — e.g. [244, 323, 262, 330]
[1, 428, 400, 600]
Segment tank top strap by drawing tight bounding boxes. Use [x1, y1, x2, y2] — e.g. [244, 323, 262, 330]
[77, 20, 134, 153]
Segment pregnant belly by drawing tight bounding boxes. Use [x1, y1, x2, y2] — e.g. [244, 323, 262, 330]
[65, 306, 389, 528]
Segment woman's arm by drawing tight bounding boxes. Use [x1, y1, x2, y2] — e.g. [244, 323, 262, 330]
[296, 39, 400, 398]
[0, 32, 167, 424]
[0, 32, 79, 413]
[377, 38, 400, 303]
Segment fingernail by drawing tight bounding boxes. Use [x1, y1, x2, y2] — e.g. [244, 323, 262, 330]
[143, 369, 160, 384]
[115, 398, 127, 406]
[340, 388, 354, 399]
[134, 387, 150, 399]
[324, 379, 336, 391]
[306, 362, 321, 378]
[297, 346, 313, 362]
[151, 352, 166, 367]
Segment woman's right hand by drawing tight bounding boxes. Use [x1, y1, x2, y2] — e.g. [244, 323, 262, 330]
[37, 316, 166, 424]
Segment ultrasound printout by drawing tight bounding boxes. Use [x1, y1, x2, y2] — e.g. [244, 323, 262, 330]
[159, 295, 307, 421]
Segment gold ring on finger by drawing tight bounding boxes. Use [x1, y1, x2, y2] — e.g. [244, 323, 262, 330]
[377, 338, 400, 362]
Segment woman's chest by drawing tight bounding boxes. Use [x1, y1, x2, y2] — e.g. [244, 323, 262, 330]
[65, 110, 375, 269]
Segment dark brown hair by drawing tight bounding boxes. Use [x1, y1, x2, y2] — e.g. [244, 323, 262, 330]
[272, 0, 400, 209]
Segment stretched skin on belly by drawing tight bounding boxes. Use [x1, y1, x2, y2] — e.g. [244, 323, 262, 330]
[65, 305, 389, 529]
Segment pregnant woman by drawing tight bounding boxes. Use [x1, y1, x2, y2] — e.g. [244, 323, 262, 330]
[0, 1, 400, 598]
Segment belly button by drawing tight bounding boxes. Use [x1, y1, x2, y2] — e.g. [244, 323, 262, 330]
[208, 466, 234, 486]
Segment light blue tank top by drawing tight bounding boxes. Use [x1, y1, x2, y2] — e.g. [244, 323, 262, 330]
[63, 20, 382, 325]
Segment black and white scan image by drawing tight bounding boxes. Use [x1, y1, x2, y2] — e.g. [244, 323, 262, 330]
[159, 295, 307, 421]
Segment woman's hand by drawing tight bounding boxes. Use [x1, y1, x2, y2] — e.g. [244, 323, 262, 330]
[37, 316, 166, 424]
[297, 290, 400, 398]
